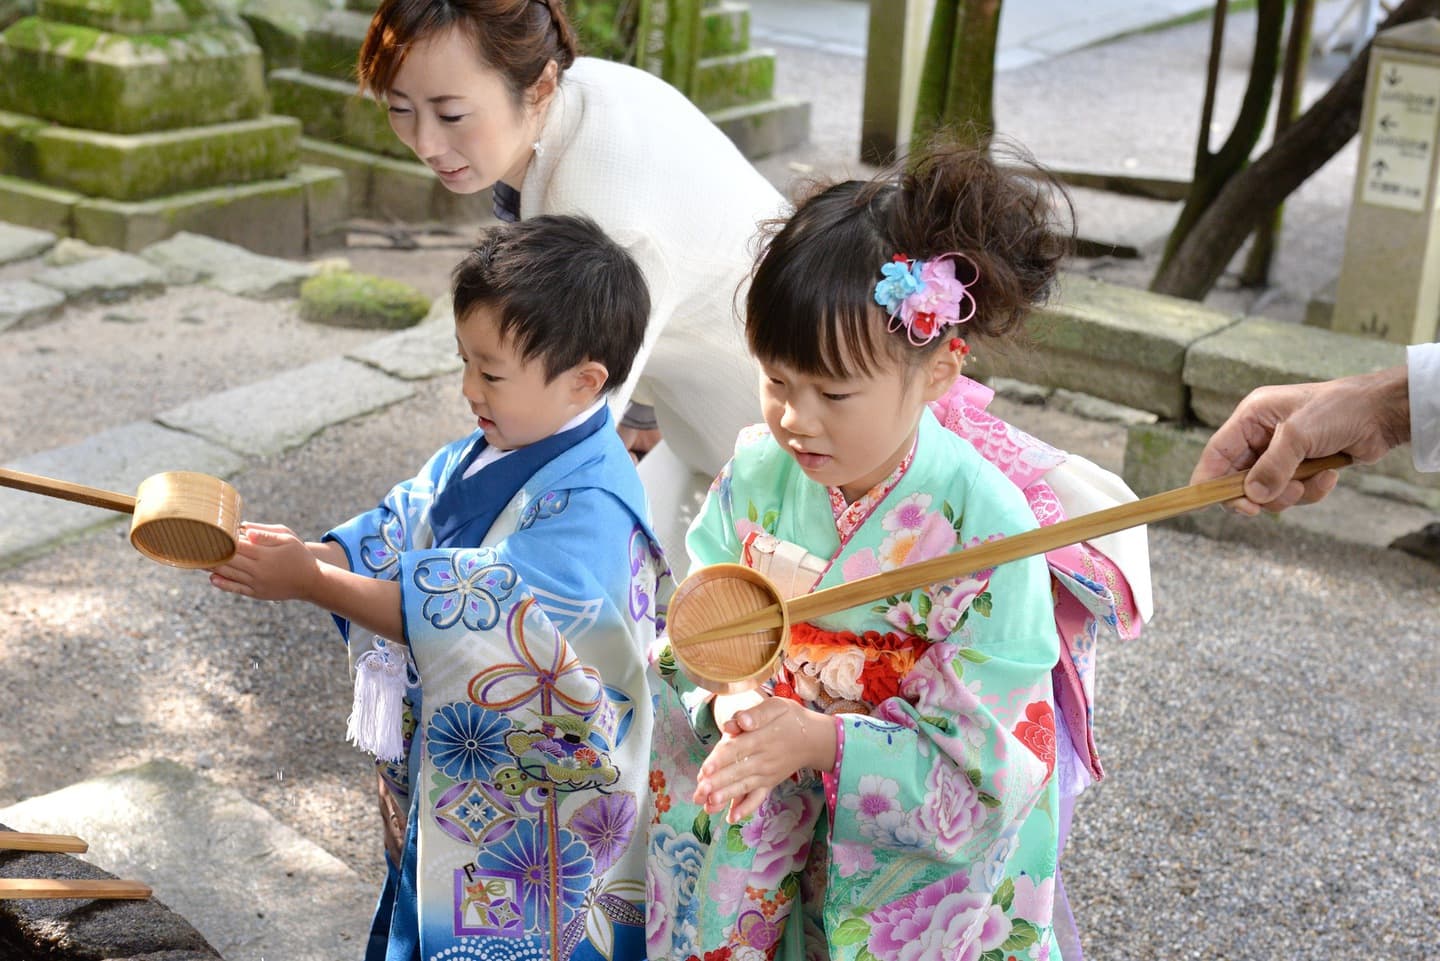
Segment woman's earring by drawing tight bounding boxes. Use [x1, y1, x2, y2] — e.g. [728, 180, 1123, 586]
[532, 141, 544, 158]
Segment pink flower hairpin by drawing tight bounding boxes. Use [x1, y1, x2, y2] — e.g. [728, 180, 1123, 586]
[873, 252, 979, 346]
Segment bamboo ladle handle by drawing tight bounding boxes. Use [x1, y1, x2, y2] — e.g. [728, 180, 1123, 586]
[675, 454, 1351, 648]
[0, 468, 136, 514]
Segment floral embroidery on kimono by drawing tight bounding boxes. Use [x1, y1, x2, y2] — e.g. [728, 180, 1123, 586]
[327, 412, 673, 961]
[648, 411, 1062, 961]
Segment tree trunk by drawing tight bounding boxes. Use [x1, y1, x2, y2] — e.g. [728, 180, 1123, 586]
[1151, 0, 1440, 300]
[913, 0, 1003, 150]
[1153, 0, 1285, 279]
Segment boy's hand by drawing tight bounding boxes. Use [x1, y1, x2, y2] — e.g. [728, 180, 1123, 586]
[209, 523, 322, 602]
[692, 697, 835, 824]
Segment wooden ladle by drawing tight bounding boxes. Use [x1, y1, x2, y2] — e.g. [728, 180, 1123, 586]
[0, 467, 242, 569]
[667, 455, 1350, 692]
[0, 831, 152, 900]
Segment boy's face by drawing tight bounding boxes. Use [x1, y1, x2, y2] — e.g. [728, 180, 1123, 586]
[455, 306, 604, 451]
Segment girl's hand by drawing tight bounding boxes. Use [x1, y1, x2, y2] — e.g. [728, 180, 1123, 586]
[209, 523, 321, 602]
[692, 697, 836, 824]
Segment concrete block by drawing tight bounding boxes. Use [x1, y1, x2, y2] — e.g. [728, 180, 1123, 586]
[0, 760, 375, 961]
[31, 251, 166, 301]
[369, 153, 493, 224]
[300, 137, 374, 218]
[37, 0, 212, 33]
[0, 107, 41, 177]
[693, 48, 776, 112]
[0, 278, 64, 329]
[0, 20, 267, 134]
[0, 173, 79, 235]
[294, 162, 349, 250]
[709, 96, 810, 159]
[73, 176, 309, 256]
[269, 68, 410, 159]
[0, 219, 55, 263]
[1182, 316, 1407, 427]
[1304, 276, 1338, 329]
[967, 273, 1239, 419]
[0, 421, 244, 567]
[139, 231, 317, 298]
[299, 7, 370, 82]
[32, 115, 301, 202]
[157, 356, 414, 457]
[701, 1, 750, 57]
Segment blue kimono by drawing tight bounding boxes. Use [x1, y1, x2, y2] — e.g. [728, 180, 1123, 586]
[325, 408, 673, 961]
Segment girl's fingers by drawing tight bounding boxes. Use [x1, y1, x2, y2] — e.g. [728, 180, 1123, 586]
[728, 785, 770, 823]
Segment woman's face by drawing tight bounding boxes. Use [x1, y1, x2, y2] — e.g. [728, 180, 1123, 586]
[383, 26, 550, 193]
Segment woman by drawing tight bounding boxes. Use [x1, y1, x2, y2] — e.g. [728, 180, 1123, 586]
[359, 0, 786, 570]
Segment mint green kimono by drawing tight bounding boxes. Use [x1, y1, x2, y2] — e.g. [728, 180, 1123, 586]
[647, 410, 1063, 961]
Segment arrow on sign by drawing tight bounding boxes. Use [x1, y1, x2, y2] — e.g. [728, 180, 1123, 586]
[1379, 114, 1398, 132]
[1372, 158, 1389, 176]
[1385, 66, 1403, 86]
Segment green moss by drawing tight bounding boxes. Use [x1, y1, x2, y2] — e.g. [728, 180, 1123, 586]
[299, 270, 429, 330]
[693, 50, 774, 112]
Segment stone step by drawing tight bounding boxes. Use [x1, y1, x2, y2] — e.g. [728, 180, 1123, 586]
[300, 137, 496, 224]
[31, 115, 301, 203]
[693, 48, 776, 112]
[271, 68, 413, 161]
[709, 96, 811, 159]
[300, 7, 372, 83]
[701, 1, 751, 58]
[0, 760, 376, 961]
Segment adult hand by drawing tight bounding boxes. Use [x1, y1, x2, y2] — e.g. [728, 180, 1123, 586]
[208, 523, 322, 601]
[1190, 366, 1411, 515]
[692, 697, 835, 824]
[377, 772, 407, 869]
[617, 424, 661, 461]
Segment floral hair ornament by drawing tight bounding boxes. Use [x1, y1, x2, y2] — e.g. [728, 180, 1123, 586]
[873, 252, 979, 346]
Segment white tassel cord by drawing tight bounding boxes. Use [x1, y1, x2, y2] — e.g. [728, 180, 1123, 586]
[347, 640, 411, 762]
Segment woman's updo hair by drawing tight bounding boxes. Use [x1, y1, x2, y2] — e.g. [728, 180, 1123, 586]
[746, 139, 1072, 380]
[359, 0, 579, 104]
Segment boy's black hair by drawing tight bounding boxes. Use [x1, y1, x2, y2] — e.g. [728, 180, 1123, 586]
[452, 215, 649, 389]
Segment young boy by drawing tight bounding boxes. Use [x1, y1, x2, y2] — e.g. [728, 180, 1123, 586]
[210, 215, 672, 961]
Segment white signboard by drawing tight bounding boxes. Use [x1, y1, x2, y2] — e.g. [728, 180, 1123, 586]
[1361, 58, 1440, 212]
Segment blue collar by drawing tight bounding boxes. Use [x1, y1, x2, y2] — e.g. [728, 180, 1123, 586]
[429, 405, 608, 548]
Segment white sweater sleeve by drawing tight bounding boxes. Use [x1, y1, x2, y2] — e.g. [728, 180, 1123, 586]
[1408, 343, 1440, 472]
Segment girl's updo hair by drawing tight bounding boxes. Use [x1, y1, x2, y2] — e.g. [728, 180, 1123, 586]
[746, 140, 1071, 380]
[359, 0, 579, 103]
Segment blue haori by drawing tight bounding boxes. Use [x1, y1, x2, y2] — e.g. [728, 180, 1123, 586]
[326, 408, 671, 961]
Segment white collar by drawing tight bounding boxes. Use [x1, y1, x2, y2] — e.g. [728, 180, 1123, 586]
[462, 396, 607, 479]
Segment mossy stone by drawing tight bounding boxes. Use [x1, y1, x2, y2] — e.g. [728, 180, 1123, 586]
[692, 49, 775, 112]
[0, 108, 43, 177]
[298, 8, 368, 82]
[299, 270, 429, 330]
[0, 18, 267, 133]
[37, 0, 218, 34]
[33, 115, 299, 200]
[269, 68, 409, 159]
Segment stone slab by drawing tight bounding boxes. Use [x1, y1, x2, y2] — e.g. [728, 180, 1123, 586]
[32, 115, 301, 202]
[31, 251, 166, 301]
[710, 96, 811, 159]
[0, 219, 53, 263]
[0, 107, 41, 177]
[295, 162, 349, 250]
[347, 294, 462, 379]
[0, 421, 245, 567]
[693, 48, 777, 112]
[1121, 420, 1440, 550]
[1, 826, 221, 960]
[157, 356, 415, 457]
[73, 176, 309, 256]
[0, 277, 63, 330]
[37, 0, 215, 34]
[269, 68, 411, 160]
[965, 273, 1240, 419]
[139, 230, 317, 298]
[369, 152, 495, 224]
[0, 760, 375, 961]
[0, 173, 78, 235]
[299, 7, 371, 81]
[300, 137, 374, 216]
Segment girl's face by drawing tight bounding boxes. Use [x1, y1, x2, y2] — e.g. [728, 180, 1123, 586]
[759, 348, 959, 503]
[384, 26, 553, 193]
[456, 305, 606, 451]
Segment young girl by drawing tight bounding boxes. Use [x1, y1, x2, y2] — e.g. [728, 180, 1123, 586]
[210, 216, 672, 961]
[647, 144, 1132, 961]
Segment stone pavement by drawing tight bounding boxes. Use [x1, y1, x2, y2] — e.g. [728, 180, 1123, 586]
[0, 3, 1437, 959]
